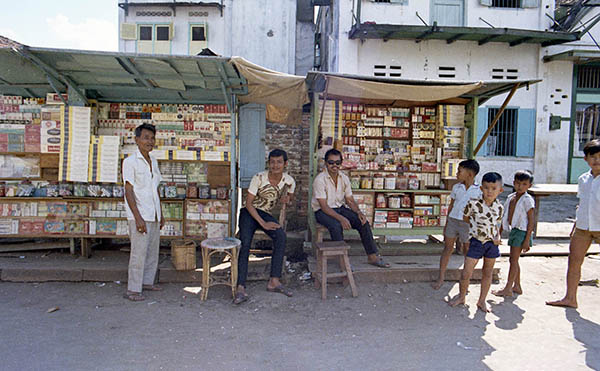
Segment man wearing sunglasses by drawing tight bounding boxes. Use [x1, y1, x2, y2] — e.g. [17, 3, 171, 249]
[312, 149, 390, 268]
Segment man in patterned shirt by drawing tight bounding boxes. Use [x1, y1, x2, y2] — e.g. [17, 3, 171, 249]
[235, 149, 295, 304]
[449, 172, 504, 313]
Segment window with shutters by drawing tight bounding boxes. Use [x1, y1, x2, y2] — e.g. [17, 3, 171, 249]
[477, 107, 535, 157]
[137, 24, 172, 54]
[189, 23, 208, 55]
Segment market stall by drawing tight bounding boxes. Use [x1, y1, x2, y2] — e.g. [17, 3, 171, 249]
[0, 45, 248, 256]
[306, 72, 539, 244]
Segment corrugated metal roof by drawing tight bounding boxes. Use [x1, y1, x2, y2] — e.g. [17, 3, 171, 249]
[0, 43, 247, 104]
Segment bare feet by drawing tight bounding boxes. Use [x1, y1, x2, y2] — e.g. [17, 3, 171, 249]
[431, 280, 443, 290]
[546, 298, 578, 308]
[512, 286, 523, 295]
[448, 296, 465, 307]
[492, 288, 513, 297]
[477, 301, 491, 313]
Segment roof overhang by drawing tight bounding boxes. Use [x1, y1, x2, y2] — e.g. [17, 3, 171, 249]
[307, 72, 540, 105]
[543, 49, 600, 63]
[118, 1, 224, 16]
[0, 45, 247, 105]
[349, 24, 580, 47]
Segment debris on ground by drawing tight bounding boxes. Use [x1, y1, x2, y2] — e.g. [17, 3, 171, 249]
[579, 279, 599, 287]
[46, 307, 60, 313]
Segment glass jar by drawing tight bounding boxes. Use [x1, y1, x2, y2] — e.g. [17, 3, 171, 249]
[385, 174, 396, 190]
[388, 196, 401, 209]
[360, 176, 372, 189]
[376, 193, 387, 208]
[350, 176, 361, 189]
[373, 174, 385, 190]
[186, 182, 198, 199]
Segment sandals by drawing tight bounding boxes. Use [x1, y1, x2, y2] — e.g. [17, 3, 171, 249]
[368, 256, 391, 268]
[233, 292, 249, 305]
[267, 284, 293, 297]
[123, 292, 145, 301]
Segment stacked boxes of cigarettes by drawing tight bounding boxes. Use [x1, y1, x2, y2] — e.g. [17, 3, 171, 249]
[184, 199, 229, 238]
[0, 95, 45, 153]
[319, 99, 464, 230]
[97, 102, 231, 161]
[438, 105, 466, 177]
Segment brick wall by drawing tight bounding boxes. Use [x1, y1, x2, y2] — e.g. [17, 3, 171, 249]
[265, 112, 311, 230]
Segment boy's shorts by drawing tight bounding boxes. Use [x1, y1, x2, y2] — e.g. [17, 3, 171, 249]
[444, 217, 470, 244]
[466, 238, 500, 259]
[573, 228, 600, 244]
[508, 228, 533, 248]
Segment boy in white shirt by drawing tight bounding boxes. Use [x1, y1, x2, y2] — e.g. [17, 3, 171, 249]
[493, 170, 535, 297]
[432, 159, 481, 290]
[547, 139, 600, 308]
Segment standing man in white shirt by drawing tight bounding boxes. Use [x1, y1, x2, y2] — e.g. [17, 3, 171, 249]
[122, 123, 164, 301]
[312, 149, 390, 268]
[547, 139, 600, 308]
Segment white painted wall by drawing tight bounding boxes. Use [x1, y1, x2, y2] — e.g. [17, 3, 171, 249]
[118, 0, 299, 74]
[118, 4, 225, 55]
[352, 0, 553, 30]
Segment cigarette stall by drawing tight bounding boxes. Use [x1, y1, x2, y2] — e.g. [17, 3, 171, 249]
[306, 72, 538, 245]
[0, 44, 248, 256]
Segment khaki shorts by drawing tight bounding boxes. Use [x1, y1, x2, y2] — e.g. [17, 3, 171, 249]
[444, 217, 470, 244]
[573, 228, 600, 244]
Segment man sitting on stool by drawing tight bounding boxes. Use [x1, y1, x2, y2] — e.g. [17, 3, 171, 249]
[312, 149, 390, 268]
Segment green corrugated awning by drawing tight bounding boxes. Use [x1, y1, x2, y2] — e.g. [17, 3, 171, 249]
[543, 49, 600, 63]
[349, 24, 580, 47]
[0, 44, 247, 104]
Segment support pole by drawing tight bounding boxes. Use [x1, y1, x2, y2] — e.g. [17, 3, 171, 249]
[229, 95, 238, 237]
[473, 83, 520, 157]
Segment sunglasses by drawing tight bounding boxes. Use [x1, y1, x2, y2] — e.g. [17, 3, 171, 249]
[327, 160, 342, 165]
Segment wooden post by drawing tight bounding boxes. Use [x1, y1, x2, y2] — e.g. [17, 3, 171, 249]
[473, 83, 520, 157]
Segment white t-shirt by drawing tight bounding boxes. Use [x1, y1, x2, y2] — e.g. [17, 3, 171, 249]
[576, 171, 600, 231]
[502, 192, 535, 232]
[448, 182, 482, 220]
[122, 149, 163, 222]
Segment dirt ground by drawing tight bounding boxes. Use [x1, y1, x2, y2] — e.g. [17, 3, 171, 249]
[1, 254, 599, 371]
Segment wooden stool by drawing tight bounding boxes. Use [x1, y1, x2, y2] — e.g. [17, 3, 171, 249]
[314, 241, 358, 300]
[200, 237, 241, 301]
[315, 225, 328, 243]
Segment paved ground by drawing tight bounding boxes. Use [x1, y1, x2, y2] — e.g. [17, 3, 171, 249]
[1, 254, 599, 371]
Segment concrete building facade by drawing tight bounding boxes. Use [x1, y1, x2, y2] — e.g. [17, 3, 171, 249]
[316, 0, 600, 184]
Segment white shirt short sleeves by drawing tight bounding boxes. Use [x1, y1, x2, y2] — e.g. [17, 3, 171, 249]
[122, 149, 162, 222]
[502, 192, 535, 232]
[576, 171, 600, 231]
[448, 183, 482, 220]
[311, 171, 352, 211]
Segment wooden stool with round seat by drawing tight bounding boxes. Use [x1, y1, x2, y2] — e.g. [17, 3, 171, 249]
[200, 237, 241, 301]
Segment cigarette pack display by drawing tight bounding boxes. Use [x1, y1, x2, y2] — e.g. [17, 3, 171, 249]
[44, 220, 65, 234]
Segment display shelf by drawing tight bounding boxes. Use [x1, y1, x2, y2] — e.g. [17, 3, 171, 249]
[345, 227, 443, 236]
[374, 208, 413, 211]
[352, 189, 450, 194]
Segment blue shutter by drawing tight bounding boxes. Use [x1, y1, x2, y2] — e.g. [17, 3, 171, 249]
[516, 108, 536, 157]
[476, 107, 489, 157]
[431, 0, 465, 27]
[239, 103, 266, 188]
[522, 0, 539, 8]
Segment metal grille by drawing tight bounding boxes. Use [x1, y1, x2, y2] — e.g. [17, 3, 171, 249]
[487, 108, 518, 156]
[574, 104, 600, 156]
[577, 66, 600, 89]
[492, 0, 521, 8]
[136, 11, 172, 16]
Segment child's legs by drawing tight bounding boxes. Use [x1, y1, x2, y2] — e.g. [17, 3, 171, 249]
[459, 257, 479, 298]
[564, 229, 593, 300]
[437, 236, 457, 280]
[504, 245, 522, 290]
[478, 257, 496, 304]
